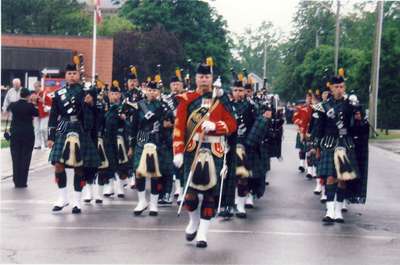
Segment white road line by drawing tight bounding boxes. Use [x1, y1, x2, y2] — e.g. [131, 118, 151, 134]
[2, 225, 398, 241]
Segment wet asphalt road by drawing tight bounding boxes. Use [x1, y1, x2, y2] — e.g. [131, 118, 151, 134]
[1, 125, 400, 264]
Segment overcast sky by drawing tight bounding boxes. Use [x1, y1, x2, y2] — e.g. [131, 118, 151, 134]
[207, 0, 299, 37]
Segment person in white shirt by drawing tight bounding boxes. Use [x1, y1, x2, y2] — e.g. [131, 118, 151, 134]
[2, 78, 22, 118]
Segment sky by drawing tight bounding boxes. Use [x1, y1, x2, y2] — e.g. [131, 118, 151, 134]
[207, 0, 299, 38]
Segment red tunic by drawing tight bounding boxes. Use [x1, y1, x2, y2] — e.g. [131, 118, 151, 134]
[37, 90, 53, 118]
[292, 104, 312, 136]
[172, 91, 237, 155]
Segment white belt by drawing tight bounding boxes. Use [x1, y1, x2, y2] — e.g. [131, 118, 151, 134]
[193, 133, 224, 143]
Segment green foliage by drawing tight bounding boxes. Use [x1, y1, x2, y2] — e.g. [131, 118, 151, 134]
[235, 1, 399, 128]
[1, 0, 92, 36]
[119, 0, 232, 81]
[98, 16, 136, 36]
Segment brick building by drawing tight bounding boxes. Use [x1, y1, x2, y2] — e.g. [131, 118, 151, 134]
[1, 34, 113, 87]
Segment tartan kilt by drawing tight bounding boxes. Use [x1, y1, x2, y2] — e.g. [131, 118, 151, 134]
[247, 147, 264, 179]
[49, 124, 100, 168]
[295, 133, 306, 151]
[159, 144, 174, 176]
[104, 134, 131, 172]
[317, 137, 359, 178]
[183, 142, 223, 197]
[132, 145, 144, 170]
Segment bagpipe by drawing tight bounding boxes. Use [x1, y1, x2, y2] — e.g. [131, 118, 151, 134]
[254, 79, 284, 158]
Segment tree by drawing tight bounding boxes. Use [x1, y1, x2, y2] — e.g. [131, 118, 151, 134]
[1, 0, 92, 36]
[119, 0, 232, 81]
[112, 25, 185, 87]
[98, 16, 136, 36]
[232, 21, 283, 85]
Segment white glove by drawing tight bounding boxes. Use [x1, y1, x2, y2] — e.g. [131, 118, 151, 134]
[173, 153, 184, 168]
[201, 120, 216, 133]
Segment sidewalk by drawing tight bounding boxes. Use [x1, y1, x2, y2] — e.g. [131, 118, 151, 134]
[1, 147, 51, 178]
[370, 139, 400, 155]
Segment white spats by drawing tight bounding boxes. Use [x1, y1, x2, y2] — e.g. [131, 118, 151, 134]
[185, 209, 200, 235]
[134, 191, 148, 215]
[95, 185, 103, 203]
[53, 187, 69, 208]
[314, 178, 322, 194]
[236, 196, 247, 218]
[116, 178, 125, 198]
[83, 184, 93, 202]
[245, 193, 254, 208]
[323, 201, 335, 222]
[149, 194, 159, 216]
[334, 201, 344, 222]
[196, 219, 211, 243]
[73, 191, 82, 210]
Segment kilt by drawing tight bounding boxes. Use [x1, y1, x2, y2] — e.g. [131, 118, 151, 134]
[159, 144, 174, 176]
[295, 133, 306, 151]
[104, 134, 130, 172]
[132, 145, 144, 170]
[49, 122, 100, 168]
[183, 142, 223, 197]
[317, 136, 359, 178]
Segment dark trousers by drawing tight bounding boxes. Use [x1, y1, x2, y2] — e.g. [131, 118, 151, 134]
[10, 135, 34, 187]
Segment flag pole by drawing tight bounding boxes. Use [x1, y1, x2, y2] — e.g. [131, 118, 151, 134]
[91, 4, 97, 84]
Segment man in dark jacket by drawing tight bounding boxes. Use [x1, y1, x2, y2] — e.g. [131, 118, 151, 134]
[7, 88, 38, 188]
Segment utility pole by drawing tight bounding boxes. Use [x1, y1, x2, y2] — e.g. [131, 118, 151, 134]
[334, 0, 341, 74]
[315, 7, 320, 48]
[369, 0, 384, 138]
[263, 42, 268, 91]
[263, 42, 267, 80]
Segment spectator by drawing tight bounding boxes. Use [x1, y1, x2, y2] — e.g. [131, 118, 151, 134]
[31, 81, 52, 149]
[7, 88, 38, 188]
[2, 79, 22, 118]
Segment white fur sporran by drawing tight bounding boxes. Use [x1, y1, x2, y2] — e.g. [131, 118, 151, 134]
[60, 132, 83, 167]
[136, 143, 161, 178]
[334, 147, 357, 181]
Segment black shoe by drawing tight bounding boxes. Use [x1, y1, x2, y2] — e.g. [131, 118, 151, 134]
[320, 199, 327, 204]
[196, 241, 207, 248]
[306, 174, 313, 180]
[133, 207, 147, 216]
[95, 199, 103, 204]
[149, 211, 158, 216]
[245, 204, 254, 209]
[322, 216, 335, 223]
[52, 203, 69, 212]
[265, 181, 269, 186]
[117, 194, 125, 198]
[314, 191, 322, 195]
[15, 185, 28, 188]
[186, 232, 197, 242]
[34, 146, 41, 150]
[298, 166, 305, 173]
[83, 199, 91, 203]
[72, 206, 81, 214]
[335, 218, 344, 223]
[236, 212, 247, 219]
[52, 206, 63, 212]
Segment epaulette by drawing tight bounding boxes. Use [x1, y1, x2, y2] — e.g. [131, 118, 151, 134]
[176, 91, 197, 103]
